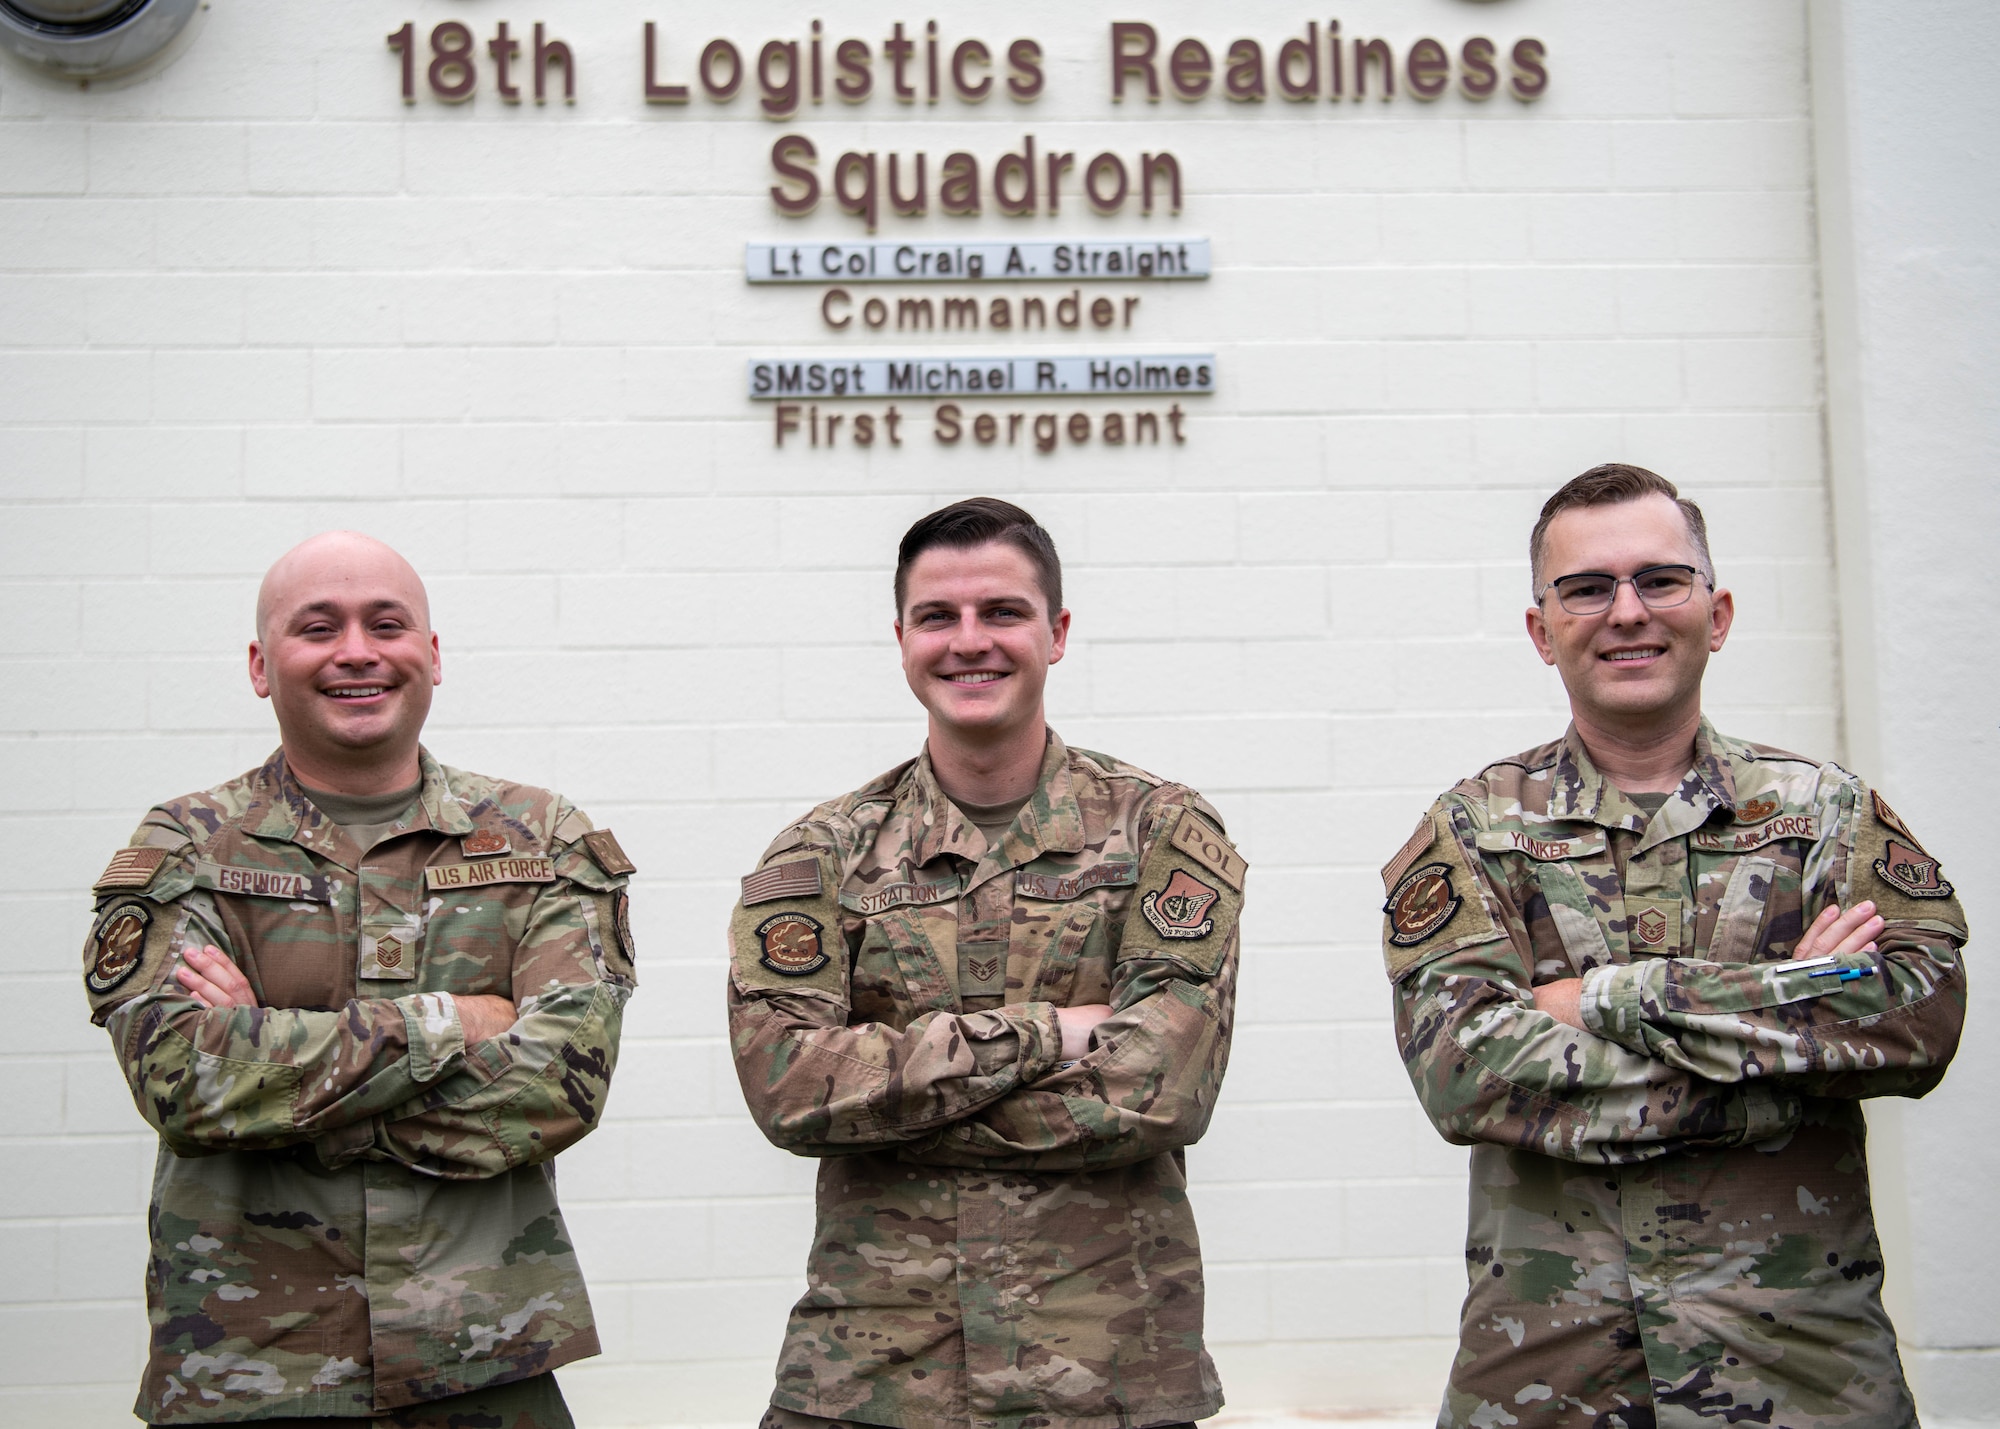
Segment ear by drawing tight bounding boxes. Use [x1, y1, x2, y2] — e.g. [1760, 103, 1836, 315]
[1525, 603, 1557, 666]
[429, 630, 443, 686]
[892, 617, 905, 649]
[1048, 608, 1072, 664]
[1707, 585, 1735, 652]
[248, 639, 272, 699]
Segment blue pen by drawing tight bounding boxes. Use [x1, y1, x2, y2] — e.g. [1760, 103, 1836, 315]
[1808, 966, 1866, 982]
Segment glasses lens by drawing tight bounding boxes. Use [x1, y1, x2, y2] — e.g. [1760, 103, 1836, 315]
[1554, 575, 1616, 614]
[1634, 567, 1696, 607]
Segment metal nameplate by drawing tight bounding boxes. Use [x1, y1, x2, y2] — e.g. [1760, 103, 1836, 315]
[747, 354, 1216, 400]
[746, 238, 1211, 284]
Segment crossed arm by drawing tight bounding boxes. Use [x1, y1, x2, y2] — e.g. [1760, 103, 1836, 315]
[176, 942, 519, 1042]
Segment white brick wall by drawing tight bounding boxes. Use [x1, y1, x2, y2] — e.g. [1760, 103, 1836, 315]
[10, 1, 1973, 1424]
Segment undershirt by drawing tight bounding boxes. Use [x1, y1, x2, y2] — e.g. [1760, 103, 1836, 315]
[1626, 790, 1672, 817]
[954, 795, 1030, 853]
[299, 780, 423, 853]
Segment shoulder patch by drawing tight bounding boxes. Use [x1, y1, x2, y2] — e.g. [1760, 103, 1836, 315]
[1851, 786, 1965, 933]
[1169, 809, 1246, 892]
[743, 857, 822, 907]
[86, 901, 152, 995]
[579, 828, 636, 877]
[1381, 813, 1436, 894]
[95, 846, 168, 893]
[1381, 806, 1505, 982]
[1118, 805, 1246, 978]
[731, 848, 845, 996]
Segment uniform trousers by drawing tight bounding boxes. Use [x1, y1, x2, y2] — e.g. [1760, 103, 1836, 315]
[229, 1372, 572, 1429]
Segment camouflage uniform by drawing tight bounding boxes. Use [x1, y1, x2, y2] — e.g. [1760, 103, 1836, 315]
[1382, 721, 1966, 1429]
[728, 733, 1245, 1429]
[82, 748, 637, 1423]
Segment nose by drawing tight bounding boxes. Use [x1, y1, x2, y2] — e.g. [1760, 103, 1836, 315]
[330, 619, 380, 666]
[1605, 577, 1651, 625]
[946, 611, 990, 654]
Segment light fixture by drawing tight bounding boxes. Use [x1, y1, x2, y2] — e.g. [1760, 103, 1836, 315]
[0, 0, 201, 79]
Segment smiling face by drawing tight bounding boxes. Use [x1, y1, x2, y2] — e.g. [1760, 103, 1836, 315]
[895, 540, 1069, 751]
[1525, 493, 1734, 740]
[249, 532, 441, 793]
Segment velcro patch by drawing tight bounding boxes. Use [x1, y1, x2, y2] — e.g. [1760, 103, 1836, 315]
[756, 911, 829, 977]
[581, 828, 636, 877]
[461, 830, 511, 857]
[1118, 806, 1245, 978]
[1870, 790, 1922, 849]
[1014, 859, 1136, 901]
[1380, 814, 1436, 894]
[743, 857, 823, 907]
[1170, 810, 1246, 891]
[1691, 814, 1820, 854]
[95, 846, 168, 893]
[425, 856, 556, 891]
[1380, 802, 1505, 982]
[1475, 828, 1607, 862]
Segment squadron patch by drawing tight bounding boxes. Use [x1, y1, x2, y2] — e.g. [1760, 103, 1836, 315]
[1140, 868, 1221, 940]
[1385, 862, 1460, 948]
[1874, 839, 1952, 899]
[461, 830, 510, 857]
[86, 902, 151, 995]
[94, 846, 168, 893]
[757, 911, 829, 976]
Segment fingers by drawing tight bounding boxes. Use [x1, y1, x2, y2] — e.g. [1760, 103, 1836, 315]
[1798, 901, 1884, 961]
[177, 945, 257, 1008]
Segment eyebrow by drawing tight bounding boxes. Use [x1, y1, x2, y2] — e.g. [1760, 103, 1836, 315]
[287, 598, 419, 624]
[906, 593, 1039, 616]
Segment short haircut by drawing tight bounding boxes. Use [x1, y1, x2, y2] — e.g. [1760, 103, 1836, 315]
[1530, 463, 1715, 596]
[894, 497, 1063, 619]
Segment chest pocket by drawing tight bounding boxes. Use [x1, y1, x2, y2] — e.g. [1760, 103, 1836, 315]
[1016, 902, 1112, 1008]
[1696, 854, 1809, 965]
[1530, 860, 1619, 976]
[851, 905, 958, 1025]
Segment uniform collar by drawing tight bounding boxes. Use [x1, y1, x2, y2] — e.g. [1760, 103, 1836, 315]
[1548, 719, 1737, 851]
[247, 746, 469, 867]
[904, 730, 1086, 873]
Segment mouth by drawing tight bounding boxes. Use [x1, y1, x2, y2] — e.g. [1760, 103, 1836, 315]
[1599, 646, 1665, 665]
[943, 672, 1007, 686]
[323, 684, 392, 702]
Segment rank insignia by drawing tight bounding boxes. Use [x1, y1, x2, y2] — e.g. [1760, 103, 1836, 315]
[1141, 868, 1221, 941]
[375, 934, 405, 969]
[1634, 906, 1670, 947]
[1734, 796, 1780, 824]
[757, 911, 828, 976]
[1385, 862, 1460, 948]
[1875, 839, 1952, 899]
[86, 902, 151, 995]
[461, 830, 510, 857]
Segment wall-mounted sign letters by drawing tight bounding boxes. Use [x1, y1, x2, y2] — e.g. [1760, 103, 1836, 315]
[748, 239, 1210, 283]
[747, 354, 1216, 400]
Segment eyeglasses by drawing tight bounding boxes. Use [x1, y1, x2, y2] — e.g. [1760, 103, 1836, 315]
[1540, 564, 1710, 616]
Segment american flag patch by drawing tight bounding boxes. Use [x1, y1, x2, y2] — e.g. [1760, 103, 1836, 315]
[741, 858, 822, 907]
[95, 846, 168, 892]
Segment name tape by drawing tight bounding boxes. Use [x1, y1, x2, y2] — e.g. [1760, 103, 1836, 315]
[748, 353, 1216, 400]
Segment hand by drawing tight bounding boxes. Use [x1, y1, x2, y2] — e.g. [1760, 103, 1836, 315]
[1795, 901, 1883, 962]
[1531, 977, 1585, 1029]
[456, 994, 517, 1044]
[1055, 1003, 1114, 1060]
[176, 944, 257, 1009]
